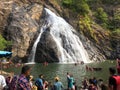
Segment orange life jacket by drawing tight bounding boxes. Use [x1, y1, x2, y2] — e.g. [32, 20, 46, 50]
[112, 75, 120, 90]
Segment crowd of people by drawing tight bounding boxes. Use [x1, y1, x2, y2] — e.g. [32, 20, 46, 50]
[0, 65, 63, 90]
[0, 58, 120, 90]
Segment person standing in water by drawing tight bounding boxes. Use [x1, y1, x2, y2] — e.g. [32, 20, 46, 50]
[67, 74, 75, 90]
[53, 77, 64, 90]
[43, 61, 48, 66]
[35, 74, 44, 90]
[108, 67, 120, 90]
[116, 58, 120, 74]
[67, 72, 70, 89]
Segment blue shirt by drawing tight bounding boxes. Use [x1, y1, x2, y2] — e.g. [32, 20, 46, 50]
[53, 81, 63, 90]
[35, 78, 43, 87]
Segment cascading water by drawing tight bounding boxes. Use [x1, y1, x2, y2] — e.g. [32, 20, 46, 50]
[29, 8, 90, 63]
[28, 27, 44, 63]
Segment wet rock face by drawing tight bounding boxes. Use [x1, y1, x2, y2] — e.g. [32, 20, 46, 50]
[5, 4, 43, 59]
[79, 34, 106, 62]
[35, 28, 59, 63]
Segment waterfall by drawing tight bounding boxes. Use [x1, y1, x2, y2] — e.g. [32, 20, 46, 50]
[28, 8, 90, 63]
[28, 27, 44, 63]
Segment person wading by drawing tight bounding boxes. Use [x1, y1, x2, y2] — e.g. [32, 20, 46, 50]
[35, 74, 44, 90]
[53, 77, 64, 90]
[108, 67, 120, 90]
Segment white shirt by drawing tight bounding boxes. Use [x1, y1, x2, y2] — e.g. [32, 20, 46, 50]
[0, 75, 6, 89]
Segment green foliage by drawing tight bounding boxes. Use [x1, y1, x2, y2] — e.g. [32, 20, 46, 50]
[79, 15, 98, 42]
[101, 0, 119, 4]
[111, 29, 120, 49]
[79, 15, 92, 31]
[95, 7, 108, 28]
[0, 34, 11, 50]
[112, 29, 120, 36]
[87, 0, 102, 6]
[62, 0, 90, 15]
[114, 10, 120, 29]
[60, 0, 119, 42]
[73, 0, 90, 15]
[108, 9, 120, 30]
[62, 0, 73, 8]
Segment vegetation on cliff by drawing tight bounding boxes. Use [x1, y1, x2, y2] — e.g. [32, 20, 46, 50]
[61, 0, 120, 34]
[57, 0, 120, 58]
[0, 34, 11, 50]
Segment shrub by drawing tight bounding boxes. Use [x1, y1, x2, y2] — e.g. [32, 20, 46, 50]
[73, 0, 90, 15]
[79, 15, 98, 42]
[62, 0, 90, 15]
[95, 7, 108, 28]
[0, 34, 11, 50]
[62, 0, 73, 8]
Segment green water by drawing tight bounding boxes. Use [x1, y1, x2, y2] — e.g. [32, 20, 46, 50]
[4, 61, 116, 88]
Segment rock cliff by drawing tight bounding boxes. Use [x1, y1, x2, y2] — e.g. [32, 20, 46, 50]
[0, 0, 119, 62]
[4, 2, 43, 62]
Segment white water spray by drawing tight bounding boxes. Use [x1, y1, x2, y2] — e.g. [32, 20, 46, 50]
[29, 8, 90, 63]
